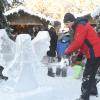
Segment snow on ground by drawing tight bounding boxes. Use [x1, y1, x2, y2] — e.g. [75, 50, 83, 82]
[0, 30, 100, 100]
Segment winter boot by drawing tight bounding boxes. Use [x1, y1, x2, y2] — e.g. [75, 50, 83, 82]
[75, 95, 88, 100]
[61, 67, 67, 77]
[75, 98, 84, 100]
[0, 66, 8, 80]
[0, 75, 8, 80]
[47, 67, 55, 77]
[56, 67, 62, 77]
[90, 87, 98, 97]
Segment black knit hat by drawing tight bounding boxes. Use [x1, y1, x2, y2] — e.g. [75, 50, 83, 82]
[63, 13, 75, 23]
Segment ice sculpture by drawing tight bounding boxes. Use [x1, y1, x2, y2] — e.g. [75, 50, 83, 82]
[32, 31, 50, 62]
[2, 31, 50, 92]
[0, 29, 15, 68]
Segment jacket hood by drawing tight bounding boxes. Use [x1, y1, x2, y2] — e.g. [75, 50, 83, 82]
[72, 17, 88, 30]
[75, 17, 88, 25]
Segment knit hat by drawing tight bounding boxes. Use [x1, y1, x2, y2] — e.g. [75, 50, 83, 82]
[63, 13, 75, 23]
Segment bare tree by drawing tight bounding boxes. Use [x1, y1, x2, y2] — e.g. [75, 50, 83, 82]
[24, 0, 100, 20]
[3, 0, 24, 11]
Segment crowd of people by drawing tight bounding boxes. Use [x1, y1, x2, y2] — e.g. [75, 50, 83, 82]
[44, 13, 100, 100]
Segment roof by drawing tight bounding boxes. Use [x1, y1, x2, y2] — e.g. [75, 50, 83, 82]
[4, 5, 54, 22]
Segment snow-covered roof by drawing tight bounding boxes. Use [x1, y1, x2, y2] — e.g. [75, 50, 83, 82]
[4, 5, 54, 22]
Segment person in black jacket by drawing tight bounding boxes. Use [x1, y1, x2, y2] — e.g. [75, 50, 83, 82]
[47, 21, 61, 60]
[47, 21, 61, 77]
[47, 27, 58, 58]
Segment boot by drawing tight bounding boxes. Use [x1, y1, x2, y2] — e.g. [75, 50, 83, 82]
[75, 98, 84, 100]
[90, 87, 98, 97]
[0, 66, 8, 80]
[0, 75, 8, 80]
[47, 67, 55, 77]
[56, 67, 62, 77]
[75, 95, 88, 100]
[61, 67, 67, 77]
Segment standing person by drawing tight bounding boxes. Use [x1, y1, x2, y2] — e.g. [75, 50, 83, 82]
[47, 21, 61, 77]
[63, 13, 100, 100]
[47, 27, 58, 59]
[47, 21, 61, 62]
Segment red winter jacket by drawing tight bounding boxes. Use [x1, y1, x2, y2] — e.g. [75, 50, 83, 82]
[64, 23, 100, 59]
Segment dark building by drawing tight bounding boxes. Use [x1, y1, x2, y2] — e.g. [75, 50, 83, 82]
[4, 6, 50, 38]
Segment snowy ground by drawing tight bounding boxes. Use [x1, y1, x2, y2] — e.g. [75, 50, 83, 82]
[0, 29, 100, 100]
[0, 65, 100, 100]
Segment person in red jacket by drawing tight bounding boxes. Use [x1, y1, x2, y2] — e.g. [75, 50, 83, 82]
[63, 13, 100, 100]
